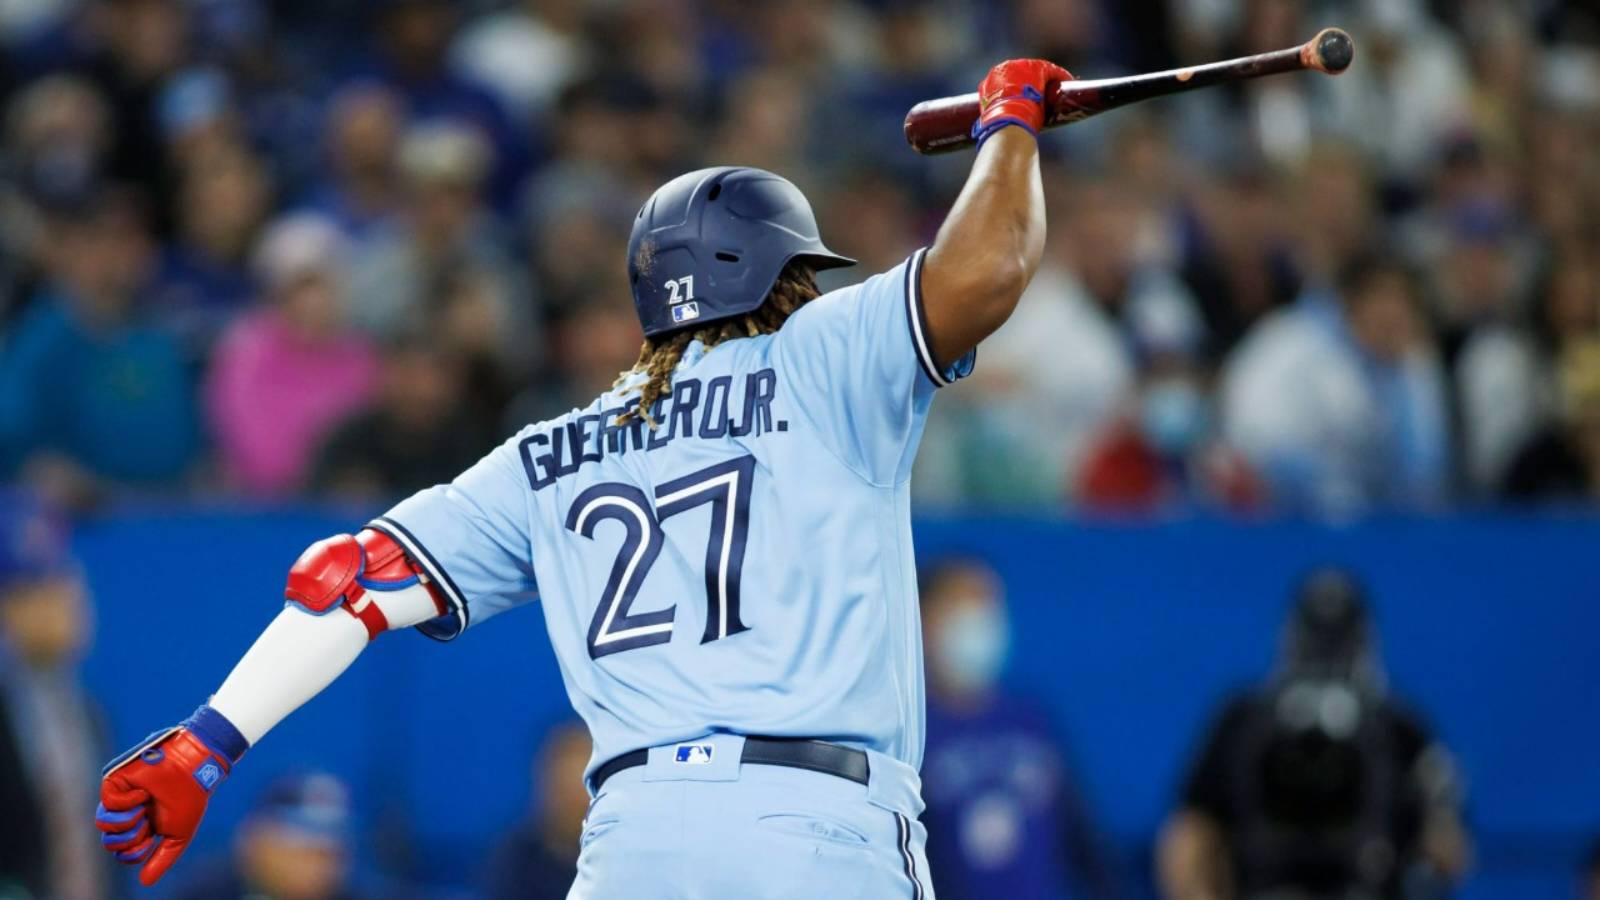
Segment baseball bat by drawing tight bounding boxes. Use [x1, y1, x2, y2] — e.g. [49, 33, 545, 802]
[904, 27, 1355, 155]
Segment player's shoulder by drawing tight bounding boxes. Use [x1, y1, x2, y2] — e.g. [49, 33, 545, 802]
[775, 252, 920, 341]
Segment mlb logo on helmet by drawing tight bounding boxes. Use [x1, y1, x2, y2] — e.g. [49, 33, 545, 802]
[671, 301, 700, 324]
[674, 743, 714, 765]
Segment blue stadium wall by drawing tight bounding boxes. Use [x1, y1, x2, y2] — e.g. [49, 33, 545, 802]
[76, 509, 1600, 898]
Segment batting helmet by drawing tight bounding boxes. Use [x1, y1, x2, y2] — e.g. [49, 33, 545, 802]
[627, 166, 854, 338]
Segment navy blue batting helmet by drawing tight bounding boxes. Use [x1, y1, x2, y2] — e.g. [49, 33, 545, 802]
[627, 166, 854, 338]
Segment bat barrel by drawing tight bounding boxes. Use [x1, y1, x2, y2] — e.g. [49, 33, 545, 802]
[903, 93, 983, 155]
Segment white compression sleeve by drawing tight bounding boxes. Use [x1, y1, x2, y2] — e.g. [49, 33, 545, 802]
[208, 582, 444, 745]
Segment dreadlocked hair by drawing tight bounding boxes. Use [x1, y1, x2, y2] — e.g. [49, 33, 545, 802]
[616, 261, 820, 427]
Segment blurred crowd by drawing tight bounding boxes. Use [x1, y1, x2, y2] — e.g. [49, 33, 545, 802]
[1, 0, 1599, 519]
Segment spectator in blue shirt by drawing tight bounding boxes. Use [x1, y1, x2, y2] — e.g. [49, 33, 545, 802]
[920, 557, 1122, 900]
[0, 189, 200, 503]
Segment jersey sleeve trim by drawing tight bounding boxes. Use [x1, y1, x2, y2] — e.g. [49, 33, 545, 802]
[368, 515, 470, 642]
[904, 247, 975, 388]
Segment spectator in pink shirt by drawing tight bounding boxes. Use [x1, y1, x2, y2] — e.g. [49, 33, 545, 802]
[205, 214, 379, 498]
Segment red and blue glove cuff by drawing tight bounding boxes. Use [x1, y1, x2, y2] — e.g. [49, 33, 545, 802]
[972, 85, 1047, 146]
[181, 705, 250, 765]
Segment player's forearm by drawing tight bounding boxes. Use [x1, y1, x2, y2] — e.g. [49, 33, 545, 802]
[209, 577, 444, 744]
[207, 608, 368, 744]
[921, 127, 1045, 366]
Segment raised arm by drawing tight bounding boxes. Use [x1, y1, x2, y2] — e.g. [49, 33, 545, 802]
[919, 59, 1067, 369]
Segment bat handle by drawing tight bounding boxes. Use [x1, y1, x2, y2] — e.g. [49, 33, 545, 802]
[901, 82, 1081, 155]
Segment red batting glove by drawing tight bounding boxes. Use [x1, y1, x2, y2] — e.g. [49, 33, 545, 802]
[96, 706, 249, 886]
[973, 58, 1075, 146]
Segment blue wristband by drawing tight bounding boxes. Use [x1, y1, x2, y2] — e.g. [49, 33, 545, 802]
[972, 116, 1038, 147]
[972, 84, 1047, 147]
[181, 704, 250, 764]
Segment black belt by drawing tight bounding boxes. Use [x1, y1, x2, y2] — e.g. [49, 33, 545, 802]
[592, 737, 869, 792]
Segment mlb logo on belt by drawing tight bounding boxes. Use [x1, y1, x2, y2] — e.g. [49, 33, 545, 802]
[674, 743, 714, 765]
[672, 301, 701, 324]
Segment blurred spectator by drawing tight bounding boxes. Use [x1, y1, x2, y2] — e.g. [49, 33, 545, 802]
[515, 293, 644, 423]
[355, 0, 525, 197]
[1324, 0, 1472, 185]
[815, 166, 919, 278]
[1221, 254, 1451, 514]
[206, 213, 378, 498]
[313, 334, 488, 502]
[0, 188, 199, 506]
[918, 173, 1203, 506]
[919, 558, 1120, 900]
[1441, 200, 1543, 493]
[1076, 304, 1264, 515]
[1289, 142, 1382, 288]
[347, 122, 533, 398]
[71, 0, 192, 226]
[0, 493, 110, 900]
[708, 66, 818, 186]
[449, 0, 588, 118]
[1157, 568, 1470, 900]
[1179, 166, 1302, 361]
[298, 83, 406, 243]
[484, 721, 591, 900]
[168, 772, 370, 900]
[521, 164, 636, 321]
[821, 3, 961, 176]
[1501, 340, 1600, 503]
[0, 75, 113, 320]
[150, 141, 273, 349]
[158, 67, 247, 172]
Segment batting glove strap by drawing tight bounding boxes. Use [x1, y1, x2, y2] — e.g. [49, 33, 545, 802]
[972, 109, 1041, 145]
[180, 704, 249, 765]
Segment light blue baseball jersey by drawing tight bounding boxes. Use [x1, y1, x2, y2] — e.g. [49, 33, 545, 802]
[370, 249, 971, 780]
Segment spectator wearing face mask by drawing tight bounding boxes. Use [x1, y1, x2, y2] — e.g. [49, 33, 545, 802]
[1076, 283, 1264, 515]
[919, 558, 1122, 900]
[1157, 569, 1471, 900]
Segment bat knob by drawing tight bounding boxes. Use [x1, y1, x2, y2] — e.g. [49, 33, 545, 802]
[1305, 27, 1355, 74]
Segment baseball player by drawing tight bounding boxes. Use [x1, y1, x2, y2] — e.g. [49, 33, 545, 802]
[94, 59, 1071, 898]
